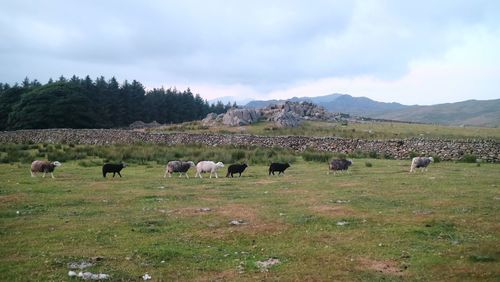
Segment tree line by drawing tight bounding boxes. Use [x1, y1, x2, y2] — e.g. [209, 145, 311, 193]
[0, 76, 232, 130]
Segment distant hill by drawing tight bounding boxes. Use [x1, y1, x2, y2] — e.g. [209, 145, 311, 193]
[244, 94, 500, 127]
[245, 94, 408, 115]
[371, 99, 500, 127]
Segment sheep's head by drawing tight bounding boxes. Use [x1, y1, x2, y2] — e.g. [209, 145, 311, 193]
[428, 157, 434, 163]
[122, 162, 128, 168]
[216, 162, 224, 168]
[285, 163, 290, 168]
[51, 161, 62, 167]
[188, 161, 195, 167]
[242, 163, 248, 168]
[347, 159, 353, 166]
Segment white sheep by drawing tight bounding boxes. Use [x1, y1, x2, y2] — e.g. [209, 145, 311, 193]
[195, 161, 225, 178]
[30, 160, 62, 178]
[410, 157, 434, 172]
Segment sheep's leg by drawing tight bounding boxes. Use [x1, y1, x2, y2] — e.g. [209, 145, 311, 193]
[30, 170, 35, 177]
[185, 173, 189, 179]
[214, 172, 218, 178]
[118, 172, 122, 177]
[51, 172, 55, 179]
[112, 172, 116, 177]
[42, 172, 46, 178]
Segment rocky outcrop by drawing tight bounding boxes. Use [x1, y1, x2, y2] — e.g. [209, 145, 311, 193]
[222, 108, 261, 126]
[1, 129, 498, 162]
[201, 113, 224, 126]
[208, 101, 343, 128]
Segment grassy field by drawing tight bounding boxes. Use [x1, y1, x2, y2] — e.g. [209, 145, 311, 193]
[1, 157, 499, 281]
[152, 120, 500, 140]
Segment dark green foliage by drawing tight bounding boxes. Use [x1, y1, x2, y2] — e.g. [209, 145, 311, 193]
[469, 255, 496, 262]
[431, 155, 441, 163]
[302, 151, 332, 162]
[365, 162, 373, 167]
[0, 76, 231, 130]
[461, 154, 478, 163]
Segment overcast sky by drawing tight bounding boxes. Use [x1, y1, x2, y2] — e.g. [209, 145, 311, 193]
[1, 0, 499, 105]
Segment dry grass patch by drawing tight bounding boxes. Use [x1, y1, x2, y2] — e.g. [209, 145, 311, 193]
[0, 193, 27, 204]
[192, 270, 239, 282]
[357, 257, 406, 276]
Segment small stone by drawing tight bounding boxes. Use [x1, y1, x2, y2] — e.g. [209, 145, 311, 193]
[229, 220, 245, 225]
[256, 258, 280, 272]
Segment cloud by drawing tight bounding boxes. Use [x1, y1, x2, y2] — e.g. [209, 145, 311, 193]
[0, 0, 499, 104]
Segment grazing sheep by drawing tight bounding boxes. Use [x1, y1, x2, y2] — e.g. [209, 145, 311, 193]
[164, 161, 196, 178]
[102, 162, 128, 178]
[30, 160, 62, 178]
[195, 161, 225, 178]
[269, 163, 290, 175]
[328, 159, 353, 175]
[410, 157, 434, 172]
[226, 163, 248, 177]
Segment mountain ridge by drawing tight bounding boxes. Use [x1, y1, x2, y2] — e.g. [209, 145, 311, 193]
[244, 94, 500, 127]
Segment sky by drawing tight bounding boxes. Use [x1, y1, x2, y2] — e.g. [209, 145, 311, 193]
[1, 0, 499, 105]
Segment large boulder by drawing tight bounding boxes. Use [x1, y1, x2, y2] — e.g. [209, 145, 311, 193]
[271, 111, 302, 128]
[222, 108, 261, 126]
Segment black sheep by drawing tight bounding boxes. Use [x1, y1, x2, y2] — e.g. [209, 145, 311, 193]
[226, 163, 248, 177]
[102, 163, 128, 178]
[328, 159, 353, 174]
[269, 162, 290, 175]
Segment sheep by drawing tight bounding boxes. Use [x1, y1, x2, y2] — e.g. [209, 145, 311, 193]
[328, 159, 353, 175]
[226, 163, 248, 177]
[102, 162, 128, 178]
[269, 162, 290, 175]
[30, 160, 62, 178]
[195, 161, 225, 178]
[410, 157, 434, 172]
[164, 161, 195, 178]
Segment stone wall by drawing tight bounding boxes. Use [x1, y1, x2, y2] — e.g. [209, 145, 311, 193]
[0, 129, 498, 162]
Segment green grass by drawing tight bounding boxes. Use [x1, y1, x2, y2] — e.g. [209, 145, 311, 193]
[1, 157, 499, 281]
[150, 120, 500, 140]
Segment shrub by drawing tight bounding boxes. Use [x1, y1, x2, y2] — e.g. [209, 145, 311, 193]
[431, 155, 441, 163]
[231, 150, 246, 161]
[368, 151, 378, 159]
[302, 151, 331, 162]
[461, 154, 477, 163]
[365, 162, 373, 167]
[409, 151, 419, 158]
